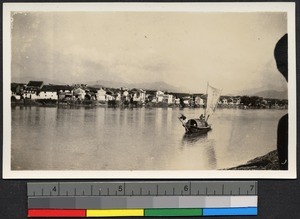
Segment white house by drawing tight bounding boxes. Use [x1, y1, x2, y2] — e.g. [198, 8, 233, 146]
[37, 91, 58, 100]
[156, 91, 164, 102]
[122, 90, 131, 101]
[34, 85, 59, 100]
[73, 87, 86, 100]
[96, 88, 106, 101]
[163, 94, 174, 104]
[194, 96, 204, 106]
[115, 92, 121, 101]
[221, 98, 228, 105]
[133, 89, 146, 103]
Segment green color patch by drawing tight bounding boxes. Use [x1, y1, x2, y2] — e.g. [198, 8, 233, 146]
[144, 208, 203, 216]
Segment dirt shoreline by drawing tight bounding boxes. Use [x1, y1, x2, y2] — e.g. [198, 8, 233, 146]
[226, 150, 280, 170]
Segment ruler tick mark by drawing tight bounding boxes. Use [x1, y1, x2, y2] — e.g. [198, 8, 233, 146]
[123, 183, 126, 196]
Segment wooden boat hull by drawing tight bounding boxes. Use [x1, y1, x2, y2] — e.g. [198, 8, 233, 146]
[184, 125, 211, 134]
[179, 117, 212, 134]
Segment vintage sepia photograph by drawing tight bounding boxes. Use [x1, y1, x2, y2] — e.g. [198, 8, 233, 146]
[3, 3, 296, 178]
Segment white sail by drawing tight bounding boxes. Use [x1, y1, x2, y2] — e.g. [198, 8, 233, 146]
[205, 84, 222, 121]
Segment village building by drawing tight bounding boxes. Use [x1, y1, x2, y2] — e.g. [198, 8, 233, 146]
[24, 81, 44, 99]
[26, 81, 44, 91]
[37, 85, 59, 100]
[11, 83, 26, 100]
[156, 91, 164, 102]
[96, 88, 106, 102]
[115, 92, 121, 101]
[105, 90, 115, 101]
[73, 87, 86, 100]
[174, 98, 180, 105]
[122, 90, 131, 102]
[132, 89, 146, 103]
[182, 96, 192, 106]
[221, 98, 228, 105]
[194, 96, 204, 107]
[162, 94, 174, 105]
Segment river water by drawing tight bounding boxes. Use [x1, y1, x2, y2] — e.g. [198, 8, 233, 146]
[11, 106, 287, 170]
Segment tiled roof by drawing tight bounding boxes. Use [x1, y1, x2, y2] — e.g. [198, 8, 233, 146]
[27, 81, 43, 87]
[40, 85, 74, 92]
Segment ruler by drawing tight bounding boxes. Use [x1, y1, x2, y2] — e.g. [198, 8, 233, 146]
[27, 181, 257, 217]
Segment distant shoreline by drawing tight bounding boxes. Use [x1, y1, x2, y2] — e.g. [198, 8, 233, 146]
[11, 99, 288, 110]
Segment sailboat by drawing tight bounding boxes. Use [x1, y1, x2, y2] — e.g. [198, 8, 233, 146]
[178, 83, 222, 134]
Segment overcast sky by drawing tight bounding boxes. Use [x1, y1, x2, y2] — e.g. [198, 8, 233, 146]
[11, 12, 287, 94]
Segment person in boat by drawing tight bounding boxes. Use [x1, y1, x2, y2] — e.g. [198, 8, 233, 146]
[179, 114, 186, 121]
[199, 114, 208, 127]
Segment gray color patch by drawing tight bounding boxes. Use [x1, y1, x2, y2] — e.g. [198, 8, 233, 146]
[28, 197, 50, 208]
[126, 197, 153, 208]
[152, 197, 179, 208]
[75, 197, 102, 209]
[100, 197, 127, 208]
[178, 196, 206, 208]
[204, 196, 231, 208]
[49, 197, 76, 208]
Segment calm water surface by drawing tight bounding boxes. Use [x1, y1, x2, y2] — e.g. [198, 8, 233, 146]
[11, 106, 287, 170]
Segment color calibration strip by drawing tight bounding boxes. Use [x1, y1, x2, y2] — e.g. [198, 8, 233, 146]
[28, 207, 258, 217]
[27, 181, 257, 217]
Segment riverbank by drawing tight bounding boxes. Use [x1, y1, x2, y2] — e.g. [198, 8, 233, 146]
[227, 150, 280, 170]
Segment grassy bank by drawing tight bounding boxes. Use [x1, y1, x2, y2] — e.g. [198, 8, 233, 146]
[227, 150, 280, 170]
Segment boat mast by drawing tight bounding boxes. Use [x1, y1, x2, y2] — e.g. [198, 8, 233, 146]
[204, 82, 209, 119]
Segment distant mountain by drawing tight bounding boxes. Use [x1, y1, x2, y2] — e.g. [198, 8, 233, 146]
[253, 90, 288, 99]
[227, 88, 287, 99]
[87, 80, 183, 92]
[11, 76, 63, 85]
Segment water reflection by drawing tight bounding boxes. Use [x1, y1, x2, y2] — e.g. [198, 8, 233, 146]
[205, 141, 217, 169]
[11, 107, 286, 170]
[180, 133, 217, 169]
[181, 133, 208, 146]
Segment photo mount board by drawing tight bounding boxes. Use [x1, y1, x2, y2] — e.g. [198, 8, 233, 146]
[2, 3, 296, 179]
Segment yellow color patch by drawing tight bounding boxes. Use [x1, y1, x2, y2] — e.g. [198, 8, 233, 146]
[87, 209, 144, 217]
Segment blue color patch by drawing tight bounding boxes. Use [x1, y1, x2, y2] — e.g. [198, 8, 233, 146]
[203, 207, 257, 216]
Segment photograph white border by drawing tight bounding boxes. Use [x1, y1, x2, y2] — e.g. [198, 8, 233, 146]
[3, 2, 296, 179]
